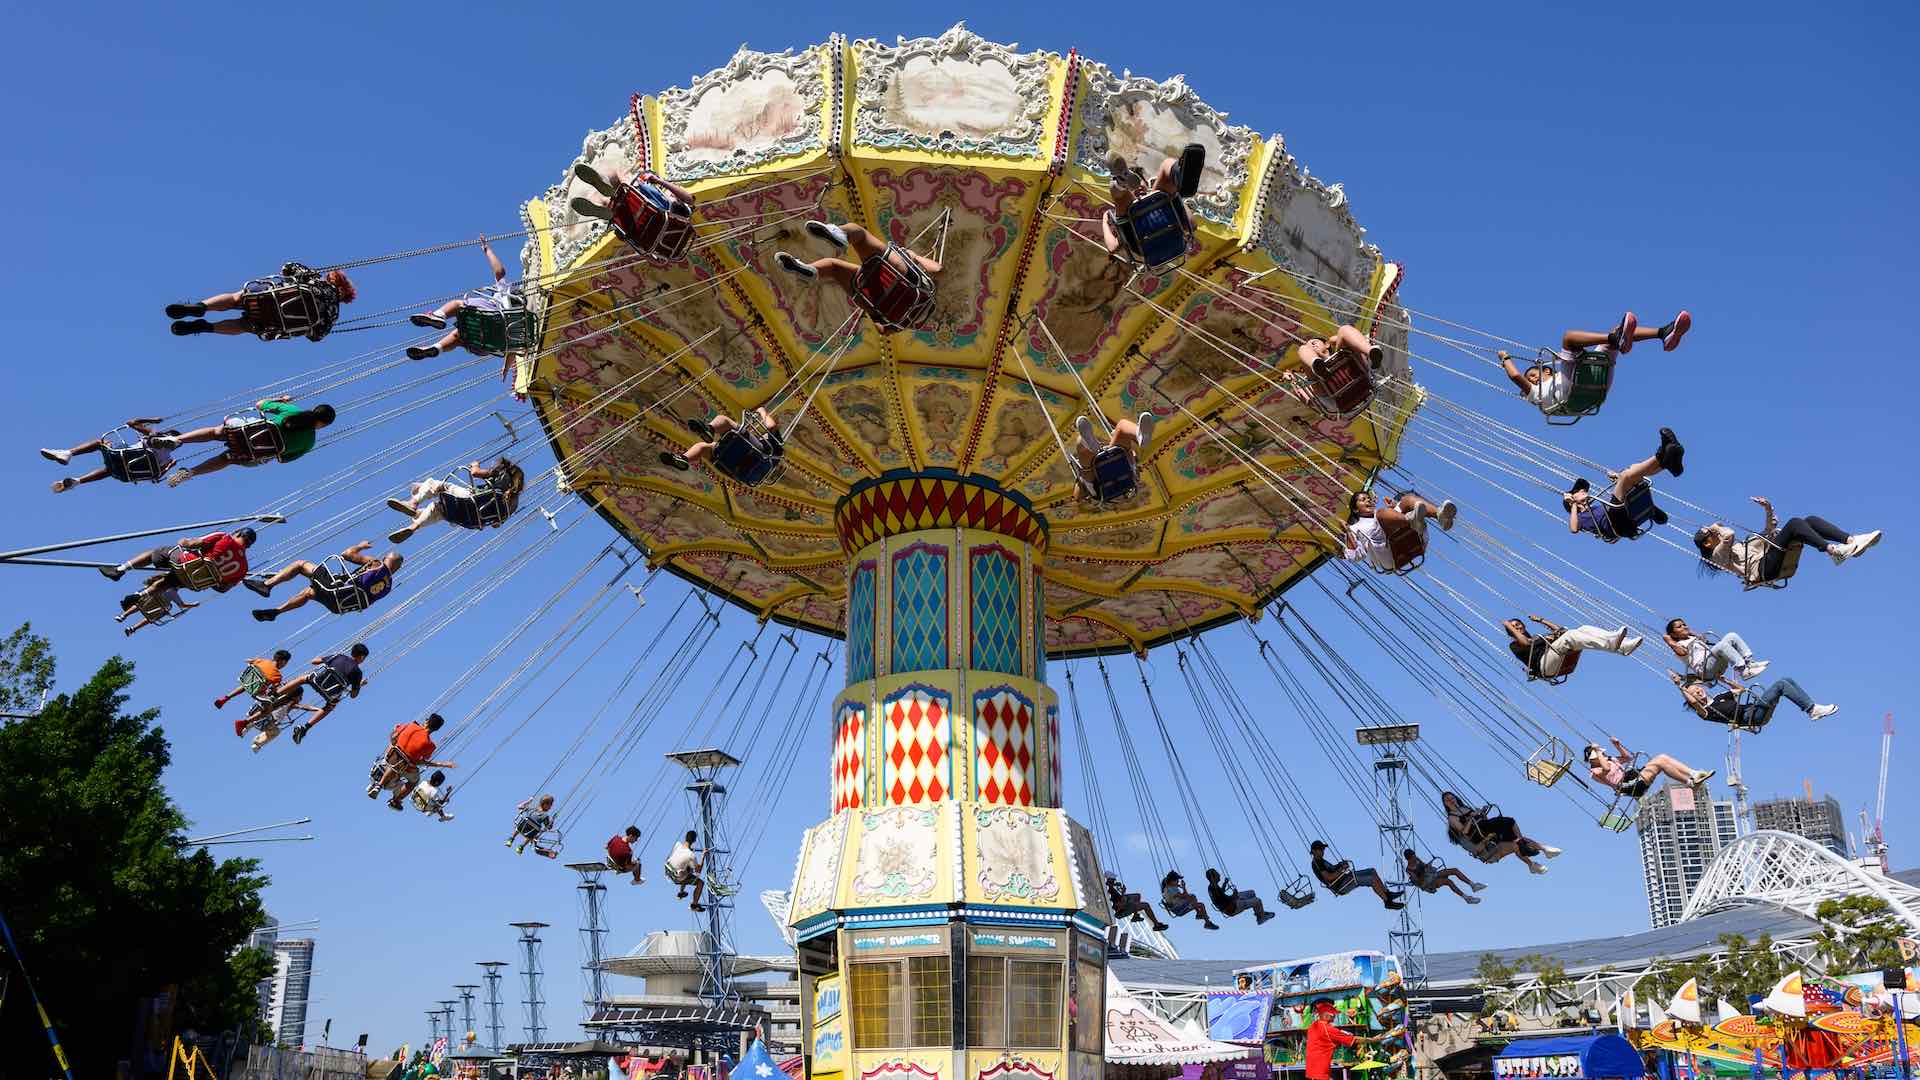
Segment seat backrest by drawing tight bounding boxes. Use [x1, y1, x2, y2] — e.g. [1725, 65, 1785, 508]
[1381, 520, 1426, 571]
[853, 248, 936, 330]
[173, 552, 225, 592]
[610, 182, 695, 262]
[713, 429, 777, 486]
[1311, 349, 1375, 418]
[1089, 445, 1138, 502]
[1124, 190, 1192, 270]
[224, 419, 286, 463]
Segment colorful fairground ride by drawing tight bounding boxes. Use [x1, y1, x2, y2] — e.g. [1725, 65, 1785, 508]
[518, 24, 1412, 1080]
[1230, 952, 1414, 1078]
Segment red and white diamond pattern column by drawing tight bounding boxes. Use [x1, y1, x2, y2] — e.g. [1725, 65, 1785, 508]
[974, 691, 1035, 806]
[831, 702, 866, 812]
[883, 689, 950, 805]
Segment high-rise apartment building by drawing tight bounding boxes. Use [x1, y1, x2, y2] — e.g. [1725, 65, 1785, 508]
[270, 938, 316, 1047]
[1752, 794, 1849, 856]
[1637, 785, 1737, 928]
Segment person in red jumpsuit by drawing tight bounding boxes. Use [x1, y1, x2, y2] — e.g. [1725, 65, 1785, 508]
[1304, 998, 1382, 1080]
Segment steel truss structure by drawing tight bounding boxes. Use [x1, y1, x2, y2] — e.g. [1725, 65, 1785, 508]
[1682, 830, 1920, 931]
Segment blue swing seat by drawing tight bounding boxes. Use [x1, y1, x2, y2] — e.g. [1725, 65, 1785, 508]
[1118, 189, 1194, 272]
[1084, 444, 1139, 503]
[712, 427, 782, 486]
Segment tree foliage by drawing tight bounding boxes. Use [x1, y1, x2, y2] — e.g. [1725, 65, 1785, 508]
[0, 624, 271, 1076]
[1811, 896, 1909, 974]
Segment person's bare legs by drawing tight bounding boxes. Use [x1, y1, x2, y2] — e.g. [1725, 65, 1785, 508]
[202, 291, 245, 313]
[172, 424, 231, 446]
[1151, 157, 1180, 194]
[203, 318, 255, 336]
[808, 257, 862, 291]
[840, 223, 942, 276]
[261, 588, 317, 618]
[1328, 325, 1373, 357]
[53, 466, 111, 492]
[1440, 876, 1470, 899]
[689, 877, 706, 911]
[752, 407, 776, 431]
[709, 414, 739, 439]
[1644, 754, 1698, 783]
[258, 560, 322, 591]
[1110, 418, 1141, 454]
[1390, 492, 1457, 532]
[1612, 454, 1665, 502]
[1368, 876, 1396, 903]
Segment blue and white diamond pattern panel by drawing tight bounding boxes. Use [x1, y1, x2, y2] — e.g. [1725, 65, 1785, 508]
[890, 541, 949, 673]
[847, 560, 877, 683]
[969, 544, 1022, 676]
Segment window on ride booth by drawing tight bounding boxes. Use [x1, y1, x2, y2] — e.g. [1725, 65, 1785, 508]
[966, 929, 1068, 1049]
[1071, 933, 1104, 1055]
[846, 928, 951, 1048]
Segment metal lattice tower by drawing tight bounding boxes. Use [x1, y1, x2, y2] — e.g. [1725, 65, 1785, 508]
[510, 921, 550, 1043]
[1359, 724, 1428, 991]
[437, 1000, 458, 1049]
[566, 861, 611, 1025]
[426, 1008, 443, 1048]
[453, 984, 479, 1047]
[477, 961, 509, 1051]
[668, 748, 743, 1006]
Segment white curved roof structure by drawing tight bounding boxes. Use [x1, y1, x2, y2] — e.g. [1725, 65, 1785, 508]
[1681, 830, 1920, 932]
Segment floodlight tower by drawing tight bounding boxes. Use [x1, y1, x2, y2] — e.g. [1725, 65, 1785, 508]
[1358, 723, 1427, 990]
[565, 860, 612, 1025]
[510, 921, 550, 1043]
[437, 1000, 458, 1049]
[426, 1008, 443, 1048]
[454, 984, 479, 1047]
[668, 748, 742, 1006]
[477, 961, 509, 1051]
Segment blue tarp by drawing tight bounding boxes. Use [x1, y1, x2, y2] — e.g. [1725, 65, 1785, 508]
[1495, 1034, 1644, 1079]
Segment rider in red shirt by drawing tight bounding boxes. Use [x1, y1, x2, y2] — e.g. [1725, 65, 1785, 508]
[1304, 999, 1379, 1080]
[606, 826, 643, 884]
[99, 528, 255, 589]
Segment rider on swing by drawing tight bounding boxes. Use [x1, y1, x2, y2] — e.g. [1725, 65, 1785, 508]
[1403, 849, 1484, 904]
[264, 644, 370, 744]
[116, 578, 198, 635]
[385, 457, 525, 543]
[42, 418, 182, 492]
[666, 830, 707, 912]
[160, 396, 336, 487]
[99, 527, 256, 588]
[1204, 867, 1276, 924]
[1282, 325, 1387, 406]
[570, 162, 696, 222]
[1159, 870, 1219, 930]
[1342, 491, 1456, 571]
[508, 795, 561, 858]
[661, 407, 781, 474]
[1584, 738, 1712, 798]
[1563, 428, 1685, 540]
[167, 263, 357, 340]
[774, 220, 943, 304]
[1100, 146, 1203, 262]
[409, 770, 456, 822]
[1497, 310, 1690, 414]
[1072, 411, 1157, 492]
[1503, 615, 1643, 681]
[374, 714, 455, 809]
[1103, 872, 1171, 931]
[406, 237, 525, 365]
[246, 541, 402, 622]
[1309, 840, 1404, 909]
[606, 826, 644, 885]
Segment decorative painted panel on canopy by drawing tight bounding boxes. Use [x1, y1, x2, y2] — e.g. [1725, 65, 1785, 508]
[521, 25, 1415, 655]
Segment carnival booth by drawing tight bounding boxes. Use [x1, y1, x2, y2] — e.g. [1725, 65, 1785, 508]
[1493, 1035, 1643, 1080]
[1107, 972, 1256, 1080]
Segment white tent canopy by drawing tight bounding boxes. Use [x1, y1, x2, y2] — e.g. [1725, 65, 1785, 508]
[1105, 971, 1254, 1066]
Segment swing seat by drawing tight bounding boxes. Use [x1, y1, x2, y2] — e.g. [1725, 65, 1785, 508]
[1308, 347, 1376, 420]
[1375, 519, 1426, 575]
[1535, 347, 1614, 425]
[441, 464, 521, 529]
[1278, 874, 1318, 910]
[608, 181, 695, 263]
[128, 590, 177, 623]
[1589, 479, 1661, 543]
[851, 244, 937, 331]
[222, 419, 286, 464]
[711, 427, 782, 486]
[315, 556, 372, 614]
[239, 278, 333, 341]
[1742, 535, 1800, 591]
[169, 547, 227, 593]
[1529, 647, 1580, 686]
[367, 748, 418, 798]
[1599, 809, 1636, 833]
[1082, 444, 1139, 503]
[1524, 738, 1574, 787]
[1119, 189, 1195, 273]
[1106, 923, 1134, 960]
[308, 665, 352, 707]
[453, 296, 538, 355]
[100, 429, 169, 483]
[237, 663, 276, 701]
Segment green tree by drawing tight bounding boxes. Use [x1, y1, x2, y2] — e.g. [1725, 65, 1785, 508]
[0, 624, 271, 1075]
[1812, 896, 1909, 973]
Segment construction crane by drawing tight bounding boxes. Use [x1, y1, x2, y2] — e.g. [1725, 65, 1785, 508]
[1864, 713, 1893, 873]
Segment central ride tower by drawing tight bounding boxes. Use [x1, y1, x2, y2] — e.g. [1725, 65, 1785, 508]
[787, 472, 1110, 1080]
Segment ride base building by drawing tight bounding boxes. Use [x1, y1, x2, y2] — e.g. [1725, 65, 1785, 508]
[785, 479, 1109, 1080]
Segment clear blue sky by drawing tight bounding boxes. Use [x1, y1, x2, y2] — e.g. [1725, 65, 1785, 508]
[2, 0, 1915, 1058]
